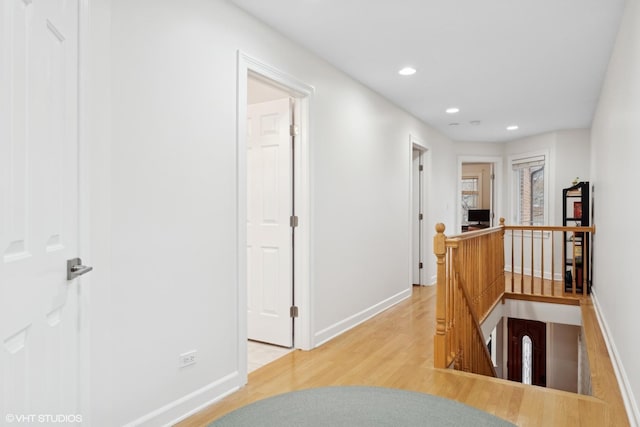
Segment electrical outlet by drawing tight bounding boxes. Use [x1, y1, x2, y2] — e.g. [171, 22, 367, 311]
[179, 350, 197, 368]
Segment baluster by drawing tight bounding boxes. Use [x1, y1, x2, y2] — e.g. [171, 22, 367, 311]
[551, 230, 556, 296]
[583, 231, 588, 296]
[530, 229, 534, 294]
[572, 233, 577, 295]
[510, 225, 514, 292]
[520, 229, 524, 293]
[541, 229, 545, 295]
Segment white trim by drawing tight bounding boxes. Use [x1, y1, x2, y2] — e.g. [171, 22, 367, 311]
[237, 51, 316, 389]
[123, 372, 240, 427]
[591, 290, 640, 427]
[409, 135, 430, 287]
[314, 288, 411, 347]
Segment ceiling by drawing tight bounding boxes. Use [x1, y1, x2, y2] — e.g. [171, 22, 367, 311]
[230, 0, 626, 142]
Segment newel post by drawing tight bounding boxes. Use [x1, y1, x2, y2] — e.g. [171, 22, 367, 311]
[433, 223, 447, 369]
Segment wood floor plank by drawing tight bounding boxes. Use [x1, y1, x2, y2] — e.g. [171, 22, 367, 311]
[176, 285, 629, 427]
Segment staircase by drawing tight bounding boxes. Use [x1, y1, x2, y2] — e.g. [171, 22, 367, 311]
[433, 219, 595, 375]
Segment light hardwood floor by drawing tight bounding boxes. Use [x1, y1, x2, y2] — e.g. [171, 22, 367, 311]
[177, 286, 629, 427]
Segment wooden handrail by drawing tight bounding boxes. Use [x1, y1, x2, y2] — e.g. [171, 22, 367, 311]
[433, 219, 595, 377]
[504, 224, 595, 233]
[505, 224, 593, 297]
[433, 222, 503, 375]
[455, 273, 498, 376]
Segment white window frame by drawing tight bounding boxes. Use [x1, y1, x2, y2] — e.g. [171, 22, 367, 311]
[509, 150, 550, 226]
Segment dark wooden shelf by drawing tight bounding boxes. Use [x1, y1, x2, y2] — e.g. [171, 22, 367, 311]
[563, 181, 590, 294]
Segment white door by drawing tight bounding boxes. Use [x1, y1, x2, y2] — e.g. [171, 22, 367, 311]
[247, 98, 293, 347]
[1, 0, 86, 419]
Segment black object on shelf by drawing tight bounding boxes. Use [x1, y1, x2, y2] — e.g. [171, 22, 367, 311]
[562, 182, 590, 294]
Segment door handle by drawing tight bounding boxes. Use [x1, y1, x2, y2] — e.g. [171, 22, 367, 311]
[67, 258, 93, 280]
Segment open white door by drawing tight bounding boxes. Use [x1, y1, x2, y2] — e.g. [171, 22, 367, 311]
[247, 98, 293, 347]
[0, 0, 86, 419]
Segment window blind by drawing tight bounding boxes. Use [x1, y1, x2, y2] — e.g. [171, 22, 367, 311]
[512, 155, 545, 170]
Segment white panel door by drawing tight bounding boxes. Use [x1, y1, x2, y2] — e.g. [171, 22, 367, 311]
[247, 98, 293, 347]
[0, 0, 85, 419]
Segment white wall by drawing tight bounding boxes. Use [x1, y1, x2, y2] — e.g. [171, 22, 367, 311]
[87, 0, 457, 425]
[590, 0, 640, 423]
[455, 130, 590, 280]
[502, 130, 588, 226]
[548, 323, 580, 393]
[455, 130, 590, 227]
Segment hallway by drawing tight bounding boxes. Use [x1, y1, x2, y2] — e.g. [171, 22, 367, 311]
[178, 286, 627, 426]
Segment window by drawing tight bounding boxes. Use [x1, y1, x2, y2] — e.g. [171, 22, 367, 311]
[461, 176, 479, 223]
[522, 335, 532, 385]
[512, 155, 546, 225]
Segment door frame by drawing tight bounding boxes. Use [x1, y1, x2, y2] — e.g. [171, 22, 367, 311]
[457, 156, 503, 232]
[237, 52, 314, 380]
[409, 135, 430, 286]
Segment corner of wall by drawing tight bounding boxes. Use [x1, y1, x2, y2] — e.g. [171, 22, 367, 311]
[313, 288, 411, 347]
[124, 373, 241, 427]
[591, 290, 640, 427]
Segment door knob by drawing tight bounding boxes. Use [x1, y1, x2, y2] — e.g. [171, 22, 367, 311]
[67, 258, 93, 280]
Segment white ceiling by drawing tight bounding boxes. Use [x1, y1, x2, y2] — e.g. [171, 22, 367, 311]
[230, 0, 626, 142]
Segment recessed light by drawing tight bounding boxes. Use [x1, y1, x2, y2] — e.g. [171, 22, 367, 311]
[398, 67, 416, 76]
[470, 120, 481, 126]
[446, 107, 460, 114]
[506, 125, 519, 131]
[449, 122, 460, 126]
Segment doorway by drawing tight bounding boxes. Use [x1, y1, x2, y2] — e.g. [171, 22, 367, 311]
[412, 147, 425, 285]
[410, 137, 429, 286]
[508, 318, 547, 386]
[238, 52, 315, 379]
[458, 156, 503, 233]
[246, 76, 294, 351]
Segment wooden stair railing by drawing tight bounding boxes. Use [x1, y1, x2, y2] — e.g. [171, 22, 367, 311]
[451, 272, 498, 376]
[433, 222, 503, 376]
[433, 219, 596, 377]
[503, 224, 595, 297]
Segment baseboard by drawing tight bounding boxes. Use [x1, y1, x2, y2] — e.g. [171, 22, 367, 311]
[314, 288, 411, 347]
[591, 290, 640, 427]
[123, 371, 240, 427]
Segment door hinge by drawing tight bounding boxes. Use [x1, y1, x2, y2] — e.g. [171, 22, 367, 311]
[419, 262, 423, 269]
[419, 213, 423, 221]
[419, 165, 424, 172]
[491, 173, 495, 180]
[290, 215, 299, 228]
[290, 306, 299, 318]
[290, 124, 299, 137]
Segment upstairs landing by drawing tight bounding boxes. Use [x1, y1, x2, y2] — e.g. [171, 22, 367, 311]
[178, 286, 629, 427]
